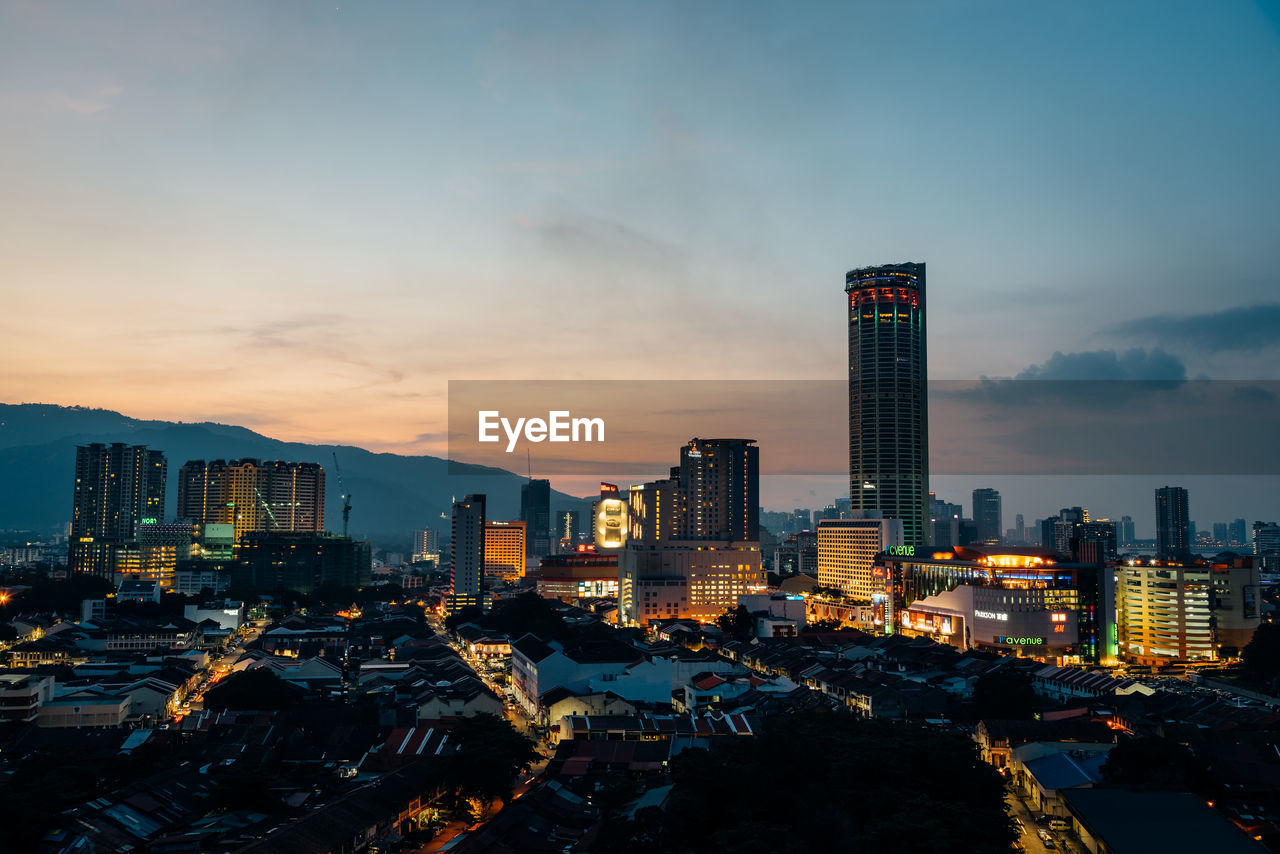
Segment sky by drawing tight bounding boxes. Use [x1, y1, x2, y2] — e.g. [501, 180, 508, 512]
[2, 1, 1279, 529]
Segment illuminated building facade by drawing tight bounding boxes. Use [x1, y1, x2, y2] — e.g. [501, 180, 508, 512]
[846, 263, 929, 548]
[676, 439, 759, 541]
[537, 550, 620, 603]
[135, 520, 192, 588]
[1115, 556, 1260, 665]
[619, 541, 765, 625]
[876, 546, 1111, 664]
[815, 515, 903, 599]
[483, 520, 526, 580]
[70, 443, 167, 579]
[594, 483, 629, 549]
[177, 459, 325, 543]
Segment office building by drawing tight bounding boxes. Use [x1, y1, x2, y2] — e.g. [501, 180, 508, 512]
[619, 541, 765, 625]
[484, 520, 526, 580]
[69, 443, 167, 579]
[774, 531, 818, 577]
[846, 262, 929, 548]
[1120, 516, 1135, 548]
[1155, 486, 1191, 560]
[233, 531, 371, 595]
[1253, 522, 1280, 555]
[177, 459, 324, 542]
[972, 489, 1002, 546]
[1229, 518, 1246, 546]
[448, 495, 487, 614]
[520, 479, 551, 559]
[1116, 555, 1260, 664]
[816, 515, 904, 599]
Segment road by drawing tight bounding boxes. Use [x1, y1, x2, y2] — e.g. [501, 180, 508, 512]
[1006, 790, 1079, 854]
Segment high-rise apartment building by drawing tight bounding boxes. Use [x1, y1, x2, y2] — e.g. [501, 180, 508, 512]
[484, 520, 526, 580]
[70, 443, 167, 578]
[816, 515, 904, 599]
[411, 528, 439, 563]
[846, 263, 929, 548]
[520, 479, 551, 559]
[971, 488, 1002, 546]
[1155, 486, 1191, 560]
[449, 494, 487, 614]
[177, 459, 324, 542]
[676, 438, 759, 541]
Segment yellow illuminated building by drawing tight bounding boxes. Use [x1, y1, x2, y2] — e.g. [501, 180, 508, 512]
[484, 521, 527, 580]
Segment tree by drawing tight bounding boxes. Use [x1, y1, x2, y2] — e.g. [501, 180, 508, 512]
[648, 711, 1014, 854]
[445, 605, 485, 633]
[971, 670, 1037, 721]
[203, 668, 305, 711]
[806, 618, 842, 632]
[1242, 621, 1280, 689]
[715, 604, 754, 642]
[444, 713, 540, 812]
[1102, 736, 1204, 790]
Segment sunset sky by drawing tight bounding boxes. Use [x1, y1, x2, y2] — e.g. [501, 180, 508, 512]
[2, 1, 1279, 521]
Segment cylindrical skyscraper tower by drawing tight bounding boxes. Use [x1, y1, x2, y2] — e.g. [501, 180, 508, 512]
[846, 262, 929, 548]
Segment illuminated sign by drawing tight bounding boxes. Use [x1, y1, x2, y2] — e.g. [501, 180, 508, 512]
[974, 610, 1009, 621]
[140, 517, 158, 525]
[887, 545, 914, 557]
[594, 498, 628, 550]
[997, 636, 1044, 646]
[1050, 613, 1067, 623]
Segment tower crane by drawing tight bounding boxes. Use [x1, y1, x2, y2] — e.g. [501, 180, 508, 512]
[332, 452, 352, 537]
[253, 486, 278, 531]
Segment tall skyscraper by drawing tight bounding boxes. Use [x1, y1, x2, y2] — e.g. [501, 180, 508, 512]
[449, 494, 487, 613]
[1155, 486, 1191, 560]
[411, 528, 439, 563]
[971, 488, 1002, 546]
[520, 479, 551, 559]
[70, 443, 167, 578]
[177, 459, 324, 542]
[846, 263, 929, 548]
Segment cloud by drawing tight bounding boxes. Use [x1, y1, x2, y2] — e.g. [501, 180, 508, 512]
[1108, 303, 1280, 353]
[1012, 347, 1187, 381]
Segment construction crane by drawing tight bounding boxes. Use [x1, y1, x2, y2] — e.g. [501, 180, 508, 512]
[332, 452, 352, 537]
[253, 486, 278, 531]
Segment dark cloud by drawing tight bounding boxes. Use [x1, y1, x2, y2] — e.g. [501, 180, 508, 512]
[1108, 303, 1280, 353]
[1012, 348, 1187, 381]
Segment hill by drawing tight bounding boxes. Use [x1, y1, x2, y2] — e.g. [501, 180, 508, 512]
[0, 403, 593, 549]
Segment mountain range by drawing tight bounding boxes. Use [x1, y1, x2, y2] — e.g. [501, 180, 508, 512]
[0, 403, 593, 549]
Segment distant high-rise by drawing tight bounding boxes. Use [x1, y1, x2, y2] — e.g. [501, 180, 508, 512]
[846, 262, 929, 547]
[70, 443, 167, 578]
[449, 494, 487, 613]
[1120, 515, 1136, 548]
[520, 479, 551, 559]
[412, 528, 440, 563]
[1155, 486, 1191, 560]
[929, 493, 961, 549]
[1229, 518, 1247, 546]
[177, 459, 324, 542]
[971, 488, 1002, 546]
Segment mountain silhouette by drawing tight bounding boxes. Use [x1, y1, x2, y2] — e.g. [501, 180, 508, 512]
[0, 403, 592, 549]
